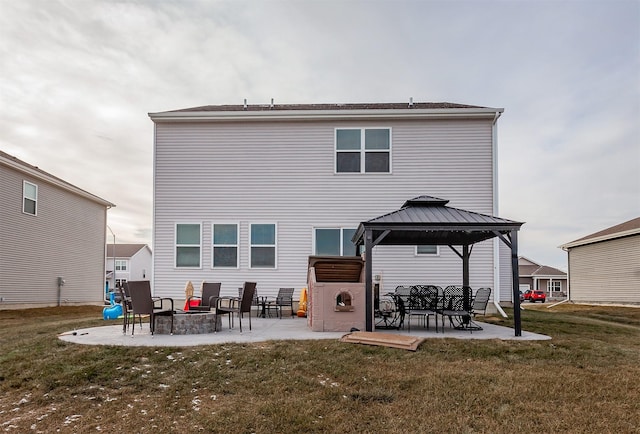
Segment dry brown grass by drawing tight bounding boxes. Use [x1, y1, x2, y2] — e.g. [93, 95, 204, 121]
[1, 304, 639, 433]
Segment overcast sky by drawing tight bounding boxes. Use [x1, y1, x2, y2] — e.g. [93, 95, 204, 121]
[1, 0, 638, 270]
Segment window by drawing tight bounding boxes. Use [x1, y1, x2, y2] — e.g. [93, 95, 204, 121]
[115, 279, 127, 288]
[548, 281, 561, 292]
[335, 128, 391, 173]
[416, 245, 439, 255]
[115, 260, 127, 271]
[175, 223, 201, 267]
[250, 223, 276, 268]
[212, 223, 238, 268]
[315, 228, 358, 256]
[23, 181, 37, 215]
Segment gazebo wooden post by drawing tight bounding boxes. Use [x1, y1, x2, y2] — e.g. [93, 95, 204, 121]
[365, 228, 374, 332]
[511, 230, 522, 336]
[462, 244, 470, 288]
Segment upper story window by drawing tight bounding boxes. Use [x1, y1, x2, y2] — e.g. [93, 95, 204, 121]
[115, 260, 128, 271]
[416, 245, 439, 255]
[335, 128, 391, 173]
[212, 223, 239, 268]
[250, 223, 276, 268]
[23, 181, 37, 215]
[175, 223, 201, 268]
[315, 228, 358, 256]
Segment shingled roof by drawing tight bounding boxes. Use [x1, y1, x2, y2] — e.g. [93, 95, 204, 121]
[561, 217, 640, 249]
[165, 101, 488, 113]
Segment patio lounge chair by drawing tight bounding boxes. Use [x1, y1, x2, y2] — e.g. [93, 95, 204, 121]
[127, 280, 174, 335]
[187, 282, 221, 312]
[216, 282, 257, 332]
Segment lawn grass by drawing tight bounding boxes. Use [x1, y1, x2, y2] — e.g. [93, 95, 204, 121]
[1, 304, 639, 433]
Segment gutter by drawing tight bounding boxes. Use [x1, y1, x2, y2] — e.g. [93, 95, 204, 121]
[491, 110, 508, 318]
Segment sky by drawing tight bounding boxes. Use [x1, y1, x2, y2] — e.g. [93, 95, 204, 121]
[1, 0, 638, 271]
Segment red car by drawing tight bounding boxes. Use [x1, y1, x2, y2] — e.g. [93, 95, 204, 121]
[529, 290, 546, 303]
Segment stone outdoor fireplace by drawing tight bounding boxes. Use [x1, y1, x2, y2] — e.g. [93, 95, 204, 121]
[307, 256, 366, 332]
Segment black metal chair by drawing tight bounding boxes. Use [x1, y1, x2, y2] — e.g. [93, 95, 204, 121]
[127, 280, 174, 335]
[217, 282, 257, 332]
[187, 282, 221, 312]
[407, 285, 439, 332]
[265, 288, 295, 318]
[471, 287, 491, 318]
[439, 285, 477, 332]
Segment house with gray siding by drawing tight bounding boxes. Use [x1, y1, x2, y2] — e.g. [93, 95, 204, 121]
[0, 150, 114, 308]
[148, 102, 514, 306]
[561, 217, 640, 305]
[518, 256, 567, 299]
[105, 244, 152, 294]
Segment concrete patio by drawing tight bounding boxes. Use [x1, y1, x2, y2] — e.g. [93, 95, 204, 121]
[59, 316, 550, 347]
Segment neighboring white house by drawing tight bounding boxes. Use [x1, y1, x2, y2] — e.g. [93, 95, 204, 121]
[560, 217, 640, 305]
[0, 150, 114, 308]
[105, 244, 152, 294]
[148, 101, 512, 304]
[518, 256, 567, 298]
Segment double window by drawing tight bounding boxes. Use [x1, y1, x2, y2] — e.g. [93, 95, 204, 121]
[175, 223, 201, 268]
[250, 223, 277, 268]
[23, 181, 37, 215]
[212, 223, 239, 268]
[115, 260, 127, 271]
[335, 128, 391, 173]
[548, 281, 561, 292]
[315, 228, 357, 256]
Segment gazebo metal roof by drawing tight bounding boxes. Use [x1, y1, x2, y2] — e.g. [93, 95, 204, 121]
[352, 196, 525, 335]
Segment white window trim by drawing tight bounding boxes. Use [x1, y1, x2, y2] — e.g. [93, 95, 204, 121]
[415, 245, 440, 256]
[334, 127, 392, 174]
[313, 227, 358, 256]
[115, 259, 128, 271]
[175, 222, 202, 269]
[249, 222, 277, 269]
[212, 222, 240, 269]
[23, 180, 38, 216]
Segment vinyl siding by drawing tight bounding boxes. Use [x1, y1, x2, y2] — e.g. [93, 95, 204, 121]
[568, 234, 640, 304]
[0, 164, 108, 306]
[153, 118, 498, 299]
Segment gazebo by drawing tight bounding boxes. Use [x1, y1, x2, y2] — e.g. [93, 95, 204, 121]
[352, 196, 525, 336]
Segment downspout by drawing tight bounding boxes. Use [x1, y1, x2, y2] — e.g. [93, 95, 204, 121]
[549, 247, 571, 308]
[491, 110, 508, 318]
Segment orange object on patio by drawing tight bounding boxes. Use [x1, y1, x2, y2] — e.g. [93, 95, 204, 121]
[183, 299, 201, 311]
[297, 287, 308, 317]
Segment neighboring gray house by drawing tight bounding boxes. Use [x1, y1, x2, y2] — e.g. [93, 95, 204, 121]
[561, 217, 640, 305]
[105, 244, 152, 294]
[148, 102, 514, 304]
[0, 150, 114, 308]
[518, 256, 567, 298]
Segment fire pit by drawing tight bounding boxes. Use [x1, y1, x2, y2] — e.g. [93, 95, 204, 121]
[155, 311, 221, 335]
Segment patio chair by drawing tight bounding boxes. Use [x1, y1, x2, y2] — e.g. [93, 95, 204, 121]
[265, 287, 295, 318]
[408, 285, 439, 332]
[216, 282, 257, 332]
[118, 282, 133, 334]
[471, 287, 491, 318]
[127, 280, 174, 335]
[187, 282, 221, 312]
[239, 286, 261, 317]
[439, 285, 476, 332]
